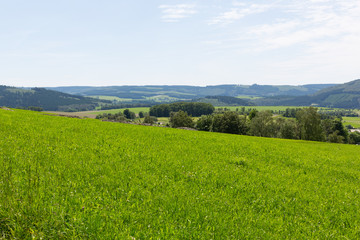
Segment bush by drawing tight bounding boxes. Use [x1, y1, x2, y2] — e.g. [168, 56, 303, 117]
[212, 112, 247, 134]
[123, 109, 136, 119]
[349, 132, 360, 144]
[143, 116, 157, 124]
[169, 111, 194, 128]
[196, 115, 213, 131]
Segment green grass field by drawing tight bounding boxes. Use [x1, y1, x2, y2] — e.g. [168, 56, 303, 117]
[90, 107, 149, 115]
[343, 117, 360, 128]
[89, 95, 136, 102]
[2, 109, 360, 239]
[236, 95, 262, 100]
[47, 108, 151, 119]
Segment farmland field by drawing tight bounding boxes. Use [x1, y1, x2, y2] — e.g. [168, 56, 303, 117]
[1, 109, 360, 239]
[47, 107, 150, 118]
[343, 117, 360, 128]
[89, 95, 136, 102]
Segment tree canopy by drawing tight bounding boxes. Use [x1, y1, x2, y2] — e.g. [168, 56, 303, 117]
[150, 102, 214, 117]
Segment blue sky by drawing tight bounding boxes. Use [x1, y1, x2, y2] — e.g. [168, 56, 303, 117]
[1, 0, 360, 87]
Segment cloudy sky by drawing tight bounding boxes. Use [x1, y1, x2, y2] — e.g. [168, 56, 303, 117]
[1, 0, 360, 87]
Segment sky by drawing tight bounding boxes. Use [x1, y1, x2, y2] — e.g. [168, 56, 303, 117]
[1, 0, 360, 87]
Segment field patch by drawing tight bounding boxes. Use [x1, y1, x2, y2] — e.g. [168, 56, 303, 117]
[343, 116, 360, 128]
[47, 107, 150, 118]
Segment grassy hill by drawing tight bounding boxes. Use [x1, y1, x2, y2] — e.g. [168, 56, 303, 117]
[1, 109, 360, 238]
[0, 85, 110, 111]
[255, 79, 360, 108]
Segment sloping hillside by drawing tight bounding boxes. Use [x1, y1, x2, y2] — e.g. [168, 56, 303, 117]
[1, 109, 360, 238]
[311, 79, 360, 108]
[0, 85, 110, 111]
[255, 79, 360, 108]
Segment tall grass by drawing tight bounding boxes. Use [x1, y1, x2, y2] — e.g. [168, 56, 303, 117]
[1, 109, 360, 239]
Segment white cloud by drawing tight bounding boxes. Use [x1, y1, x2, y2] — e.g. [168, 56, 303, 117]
[249, 0, 360, 51]
[159, 4, 197, 22]
[209, 3, 271, 25]
[200, 0, 360, 83]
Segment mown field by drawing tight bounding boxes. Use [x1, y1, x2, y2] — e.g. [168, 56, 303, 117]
[343, 117, 360, 128]
[89, 95, 136, 102]
[47, 107, 150, 119]
[2, 109, 360, 239]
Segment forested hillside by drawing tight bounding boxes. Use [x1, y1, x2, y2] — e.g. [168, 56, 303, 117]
[255, 79, 360, 108]
[0, 86, 109, 111]
[49, 84, 335, 101]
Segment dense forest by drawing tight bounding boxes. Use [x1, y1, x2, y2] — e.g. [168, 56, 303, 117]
[0, 86, 109, 111]
[255, 79, 360, 108]
[149, 102, 215, 117]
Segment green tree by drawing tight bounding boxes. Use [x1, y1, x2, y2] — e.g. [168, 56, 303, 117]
[123, 109, 136, 119]
[328, 131, 345, 143]
[211, 112, 247, 134]
[169, 111, 194, 128]
[296, 107, 324, 141]
[196, 115, 213, 131]
[332, 119, 348, 143]
[278, 119, 299, 139]
[249, 111, 276, 137]
[349, 132, 360, 144]
[143, 115, 157, 124]
[248, 109, 258, 120]
[322, 118, 348, 143]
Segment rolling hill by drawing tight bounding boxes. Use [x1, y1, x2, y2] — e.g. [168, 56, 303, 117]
[0, 85, 110, 111]
[255, 79, 360, 108]
[48, 84, 336, 102]
[311, 79, 360, 108]
[1, 108, 360, 238]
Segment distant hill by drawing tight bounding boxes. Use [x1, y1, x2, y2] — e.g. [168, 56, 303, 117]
[0, 86, 110, 111]
[48, 84, 336, 102]
[311, 79, 360, 108]
[193, 96, 253, 106]
[255, 79, 360, 108]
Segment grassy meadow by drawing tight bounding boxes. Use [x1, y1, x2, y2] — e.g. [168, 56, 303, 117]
[343, 117, 360, 128]
[47, 107, 150, 119]
[89, 95, 136, 102]
[1, 109, 360, 239]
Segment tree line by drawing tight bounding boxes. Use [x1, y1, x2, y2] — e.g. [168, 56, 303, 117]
[149, 102, 215, 117]
[95, 106, 360, 145]
[168, 107, 360, 144]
